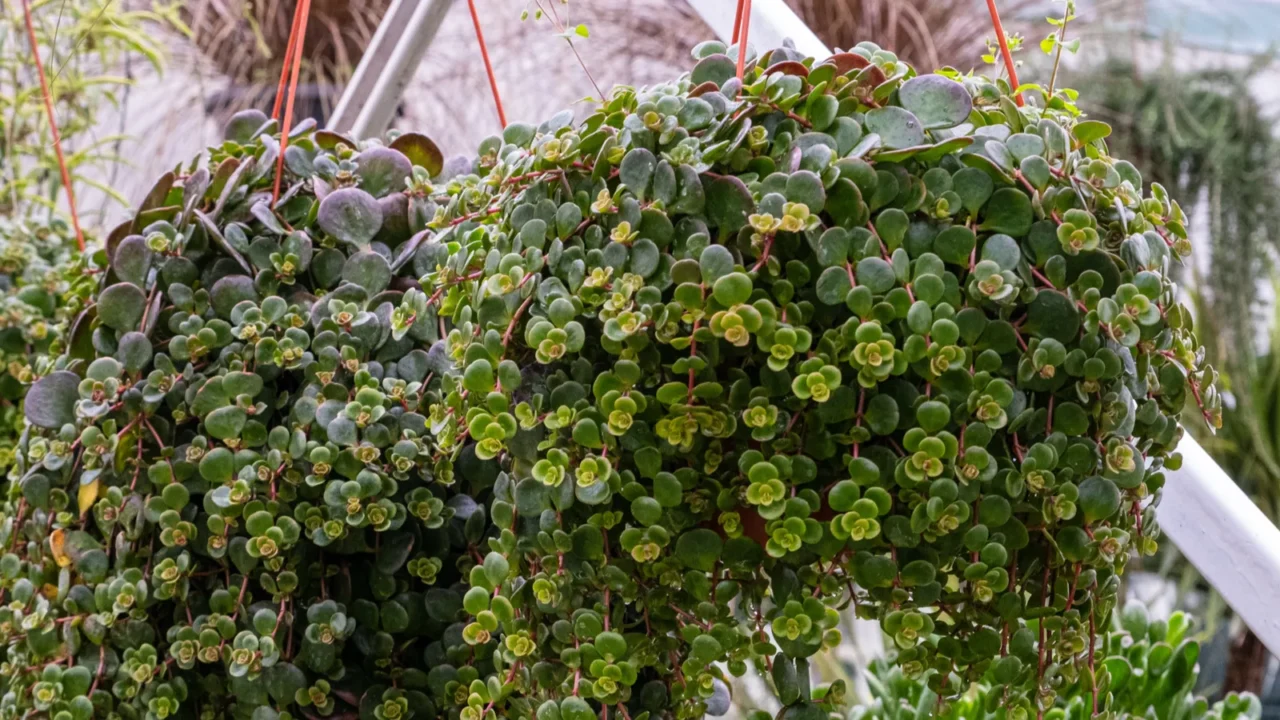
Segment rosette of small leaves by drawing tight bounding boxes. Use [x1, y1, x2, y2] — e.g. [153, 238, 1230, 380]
[5, 112, 476, 718]
[848, 604, 1261, 720]
[409, 38, 1216, 720]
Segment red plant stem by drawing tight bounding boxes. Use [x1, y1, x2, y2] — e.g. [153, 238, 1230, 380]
[734, 0, 753, 84]
[984, 0, 1023, 107]
[731, 0, 745, 44]
[272, 0, 307, 121]
[502, 295, 534, 348]
[273, 0, 312, 206]
[467, 0, 507, 128]
[20, 0, 85, 252]
[87, 644, 107, 695]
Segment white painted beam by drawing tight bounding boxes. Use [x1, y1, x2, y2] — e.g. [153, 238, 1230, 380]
[328, 0, 414, 133]
[1163, 436, 1280, 653]
[328, 0, 455, 138]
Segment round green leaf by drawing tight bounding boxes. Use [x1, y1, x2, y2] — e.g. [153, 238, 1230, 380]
[952, 167, 994, 215]
[1078, 476, 1121, 524]
[856, 257, 897, 294]
[98, 282, 147, 332]
[355, 147, 412, 198]
[205, 406, 247, 440]
[815, 266, 852, 306]
[865, 107, 926, 150]
[1025, 290, 1081, 344]
[916, 400, 951, 433]
[317, 188, 382, 247]
[978, 188, 1033, 235]
[620, 148, 657, 200]
[705, 175, 754, 234]
[690, 54, 736, 88]
[113, 236, 153, 287]
[785, 171, 826, 211]
[116, 332, 154, 374]
[1072, 120, 1112, 144]
[631, 496, 663, 526]
[389, 132, 445, 176]
[980, 234, 1022, 271]
[1057, 526, 1091, 562]
[225, 109, 269, 143]
[712, 272, 753, 306]
[700, 244, 736, 284]
[675, 528, 723, 572]
[828, 481, 860, 512]
[933, 226, 976, 265]
[865, 394, 899, 435]
[342, 251, 393, 294]
[211, 275, 259, 318]
[25, 371, 79, 429]
[898, 74, 972, 129]
[463, 359, 495, 394]
[200, 447, 236, 484]
[1052, 401, 1089, 436]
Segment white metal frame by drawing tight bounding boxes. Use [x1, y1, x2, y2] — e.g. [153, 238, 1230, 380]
[327, 0, 455, 138]
[331, 0, 1280, 656]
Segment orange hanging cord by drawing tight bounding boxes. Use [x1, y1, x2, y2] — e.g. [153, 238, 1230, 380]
[272, 0, 312, 205]
[20, 0, 85, 252]
[467, 0, 507, 129]
[272, 0, 308, 122]
[733, 0, 752, 83]
[984, 0, 1023, 106]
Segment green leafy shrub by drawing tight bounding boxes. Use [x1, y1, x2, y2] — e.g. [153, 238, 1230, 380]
[849, 603, 1261, 720]
[6, 37, 1215, 720]
[7, 111, 462, 719]
[0, 218, 89, 470]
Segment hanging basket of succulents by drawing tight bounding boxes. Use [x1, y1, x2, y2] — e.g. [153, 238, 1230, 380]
[2, 12, 1223, 719]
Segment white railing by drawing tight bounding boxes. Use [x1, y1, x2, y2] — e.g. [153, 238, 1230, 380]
[331, 0, 1280, 656]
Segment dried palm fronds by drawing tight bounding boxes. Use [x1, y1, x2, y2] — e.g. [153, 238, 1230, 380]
[786, 0, 1037, 70]
[181, 0, 391, 116]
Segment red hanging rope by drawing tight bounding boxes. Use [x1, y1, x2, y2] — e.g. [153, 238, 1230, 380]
[734, 0, 752, 83]
[272, 0, 307, 121]
[273, 0, 312, 205]
[20, 0, 84, 252]
[467, 0, 506, 128]
[984, 0, 1023, 106]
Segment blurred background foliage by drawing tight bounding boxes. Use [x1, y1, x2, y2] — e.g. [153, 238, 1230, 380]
[0, 0, 183, 221]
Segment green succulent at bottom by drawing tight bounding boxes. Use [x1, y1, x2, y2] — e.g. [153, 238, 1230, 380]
[847, 604, 1260, 720]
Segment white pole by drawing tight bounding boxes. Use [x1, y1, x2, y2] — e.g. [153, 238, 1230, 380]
[329, 0, 456, 138]
[1163, 436, 1280, 652]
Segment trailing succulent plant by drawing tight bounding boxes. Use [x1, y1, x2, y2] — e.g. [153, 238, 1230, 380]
[5, 37, 1216, 720]
[6, 111, 463, 720]
[0, 217, 87, 470]
[850, 603, 1261, 720]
